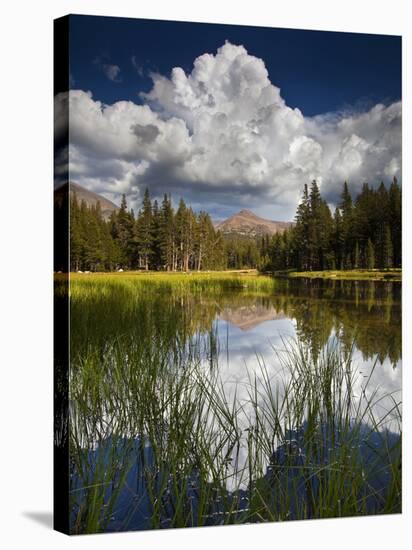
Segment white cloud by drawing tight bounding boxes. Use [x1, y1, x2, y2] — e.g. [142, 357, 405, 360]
[56, 42, 401, 220]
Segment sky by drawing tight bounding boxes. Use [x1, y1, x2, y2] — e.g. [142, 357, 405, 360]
[54, 14, 402, 221]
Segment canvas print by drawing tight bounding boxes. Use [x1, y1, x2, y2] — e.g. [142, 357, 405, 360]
[54, 15, 402, 535]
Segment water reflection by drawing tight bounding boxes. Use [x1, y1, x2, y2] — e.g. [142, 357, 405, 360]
[69, 277, 402, 532]
[71, 278, 402, 369]
[219, 300, 286, 330]
[212, 279, 401, 367]
[209, 280, 401, 434]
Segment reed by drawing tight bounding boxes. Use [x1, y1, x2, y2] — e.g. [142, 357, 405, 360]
[69, 328, 401, 532]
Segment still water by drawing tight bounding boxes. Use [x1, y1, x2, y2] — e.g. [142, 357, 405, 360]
[210, 279, 401, 424]
[69, 277, 402, 532]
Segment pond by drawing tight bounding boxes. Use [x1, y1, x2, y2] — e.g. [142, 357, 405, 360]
[65, 275, 402, 533]
[211, 280, 401, 427]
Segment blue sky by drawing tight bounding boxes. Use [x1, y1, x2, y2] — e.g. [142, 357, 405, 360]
[69, 15, 400, 116]
[59, 14, 402, 221]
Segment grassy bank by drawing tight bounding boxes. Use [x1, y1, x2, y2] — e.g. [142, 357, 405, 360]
[272, 269, 402, 281]
[60, 267, 402, 285]
[64, 270, 277, 300]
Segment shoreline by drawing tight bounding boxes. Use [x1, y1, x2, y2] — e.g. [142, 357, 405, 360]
[269, 269, 402, 281]
[61, 268, 402, 282]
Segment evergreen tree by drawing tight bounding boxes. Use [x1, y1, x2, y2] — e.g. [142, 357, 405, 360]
[382, 224, 394, 269]
[353, 241, 360, 269]
[111, 194, 134, 268]
[318, 198, 334, 269]
[66, 178, 401, 274]
[366, 238, 375, 270]
[70, 192, 83, 271]
[136, 188, 153, 270]
[175, 198, 186, 270]
[388, 177, 402, 267]
[339, 181, 354, 268]
[159, 194, 175, 271]
[196, 212, 225, 270]
[333, 208, 344, 270]
[195, 211, 209, 271]
[353, 182, 372, 266]
[293, 184, 311, 270]
[308, 179, 322, 270]
[150, 199, 162, 270]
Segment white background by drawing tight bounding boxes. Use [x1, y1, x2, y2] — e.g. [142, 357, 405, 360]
[0, 0, 410, 548]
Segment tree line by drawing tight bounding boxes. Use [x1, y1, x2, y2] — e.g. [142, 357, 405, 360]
[264, 178, 401, 272]
[69, 189, 227, 272]
[66, 178, 401, 273]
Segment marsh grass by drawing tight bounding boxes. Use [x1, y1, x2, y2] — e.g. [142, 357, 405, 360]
[67, 271, 278, 299]
[64, 273, 401, 533]
[69, 328, 401, 533]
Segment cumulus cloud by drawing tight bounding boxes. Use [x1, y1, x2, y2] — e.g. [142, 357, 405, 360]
[306, 101, 401, 203]
[56, 42, 401, 220]
[132, 123, 160, 144]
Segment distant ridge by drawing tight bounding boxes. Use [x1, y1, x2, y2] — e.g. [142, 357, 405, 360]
[54, 185, 292, 234]
[216, 209, 293, 237]
[55, 182, 119, 219]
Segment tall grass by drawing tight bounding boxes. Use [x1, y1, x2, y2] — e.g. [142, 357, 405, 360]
[65, 272, 278, 304]
[65, 273, 401, 532]
[69, 330, 401, 533]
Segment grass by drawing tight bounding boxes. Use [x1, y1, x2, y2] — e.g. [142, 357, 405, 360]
[65, 274, 402, 533]
[69, 336, 401, 533]
[64, 272, 279, 304]
[69, 269, 268, 284]
[58, 267, 403, 287]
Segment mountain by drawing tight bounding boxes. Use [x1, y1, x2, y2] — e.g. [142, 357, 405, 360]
[219, 304, 286, 331]
[55, 182, 119, 219]
[216, 209, 293, 237]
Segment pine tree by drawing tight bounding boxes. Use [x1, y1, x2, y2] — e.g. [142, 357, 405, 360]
[87, 202, 105, 270]
[175, 199, 196, 271]
[66, 177, 401, 274]
[353, 241, 360, 269]
[136, 188, 153, 270]
[339, 181, 354, 268]
[111, 194, 134, 268]
[195, 212, 224, 270]
[213, 231, 226, 270]
[388, 177, 402, 267]
[382, 224, 394, 269]
[175, 199, 185, 270]
[333, 208, 344, 270]
[70, 192, 83, 271]
[318, 199, 334, 269]
[366, 238, 375, 269]
[293, 184, 311, 270]
[150, 199, 162, 270]
[353, 183, 372, 265]
[195, 211, 209, 271]
[308, 179, 322, 270]
[159, 194, 175, 271]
